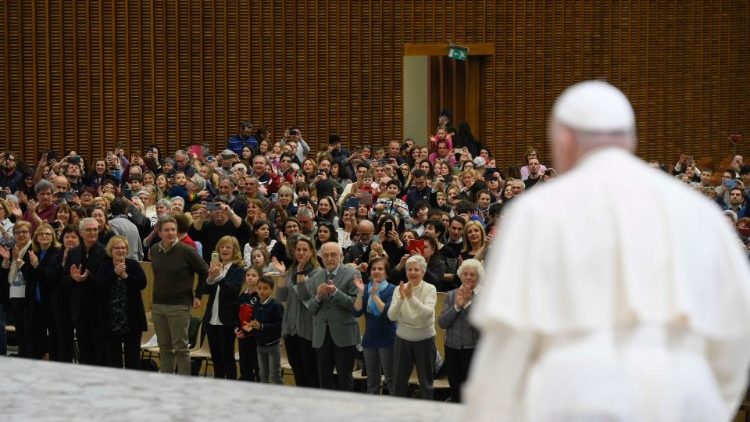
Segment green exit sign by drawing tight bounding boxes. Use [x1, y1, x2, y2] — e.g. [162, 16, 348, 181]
[448, 45, 468, 61]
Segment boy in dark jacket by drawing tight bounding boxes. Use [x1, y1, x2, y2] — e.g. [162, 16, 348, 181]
[243, 276, 283, 384]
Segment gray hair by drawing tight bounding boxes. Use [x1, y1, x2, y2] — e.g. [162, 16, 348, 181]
[34, 179, 54, 194]
[78, 217, 98, 231]
[219, 175, 236, 187]
[296, 206, 314, 219]
[156, 199, 173, 210]
[170, 196, 185, 207]
[457, 258, 485, 281]
[405, 254, 427, 271]
[321, 241, 343, 257]
[190, 175, 206, 191]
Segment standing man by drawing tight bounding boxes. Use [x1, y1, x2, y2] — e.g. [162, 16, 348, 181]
[65, 217, 108, 365]
[0, 152, 24, 193]
[227, 120, 258, 155]
[188, 195, 251, 264]
[523, 158, 543, 190]
[466, 81, 750, 421]
[150, 216, 208, 375]
[301, 242, 361, 391]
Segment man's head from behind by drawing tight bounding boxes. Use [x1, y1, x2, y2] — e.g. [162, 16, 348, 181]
[550, 81, 636, 173]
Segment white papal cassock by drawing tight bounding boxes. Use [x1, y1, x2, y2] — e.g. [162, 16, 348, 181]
[465, 147, 750, 421]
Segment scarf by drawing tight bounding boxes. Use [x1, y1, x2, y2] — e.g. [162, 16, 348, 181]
[8, 241, 31, 287]
[367, 280, 389, 316]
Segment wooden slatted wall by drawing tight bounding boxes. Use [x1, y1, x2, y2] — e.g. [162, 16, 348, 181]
[1, 1, 748, 169]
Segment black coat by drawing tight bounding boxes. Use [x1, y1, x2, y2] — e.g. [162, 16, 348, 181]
[93, 258, 148, 334]
[201, 263, 244, 327]
[64, 242, 108, 323]
[30, 247, 63, 307]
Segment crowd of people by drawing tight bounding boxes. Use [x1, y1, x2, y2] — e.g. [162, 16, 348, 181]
[0, 111, 748, 402]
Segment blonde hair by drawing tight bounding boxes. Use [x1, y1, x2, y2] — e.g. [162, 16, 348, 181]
[105, 235, 130, 257]
[32, 223, 61, 252]
[462, 221, 486, 253]
[214, 235, 244, 266]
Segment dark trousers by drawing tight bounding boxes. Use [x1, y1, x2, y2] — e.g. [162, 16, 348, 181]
[393, 336, 436, 399]
[75, 310, 104, 366]
[238, 336, 259, 381]
[103, 331, 142, 369]
[0, 303, 5, 355]
[9, 298, 32, 357]
[316, 327, 357, 391]
[34, 302, 58, 360]
[205, 323, 237, 380]
[445, 346, 475, 402]
[52, 296, 74, 363]
[284, 334, 319, 388]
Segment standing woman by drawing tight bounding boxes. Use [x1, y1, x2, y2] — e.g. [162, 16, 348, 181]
[93, 236, 147, 369]
[0, 199, 15, 247]
[273, 235, 321, 388]
[0, 221, 34, 357]
[27, 223, 63, 360]
[353, 257, 396, 394]
[55, 225, 80, 362]
[438, 259, 483, 402]
[202, 235, 244, 380]
[387, 254, 437, 399]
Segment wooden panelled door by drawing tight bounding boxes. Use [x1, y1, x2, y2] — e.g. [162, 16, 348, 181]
[403, 43, 492, 142]
[428, 56, 483, 138]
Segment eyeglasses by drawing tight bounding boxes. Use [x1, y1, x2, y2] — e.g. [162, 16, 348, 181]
[15, 230, 30, 234]
[37, 232, 53, 237]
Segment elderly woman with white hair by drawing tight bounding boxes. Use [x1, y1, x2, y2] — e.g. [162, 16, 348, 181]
[387, 254, 437, 399]
[438, 258, 484, 402]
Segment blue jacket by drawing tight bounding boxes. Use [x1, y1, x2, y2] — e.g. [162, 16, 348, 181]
[252, 297, 284, 347]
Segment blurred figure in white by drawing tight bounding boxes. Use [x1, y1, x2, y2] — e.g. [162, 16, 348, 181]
[465, 80, 750, 422]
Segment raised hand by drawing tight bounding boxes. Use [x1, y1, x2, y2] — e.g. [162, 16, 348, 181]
[114, 262, 127, 278]
[353, 278, 365, 295]
[28, 250, 39, 268]
[70, 264, 90, 283]
[271, 257, 286, 274]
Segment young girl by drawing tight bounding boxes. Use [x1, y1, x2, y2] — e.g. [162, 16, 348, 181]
[235, 267, 261, 382]
[251, 247, 278, 276]
[246, 276, 284, 384]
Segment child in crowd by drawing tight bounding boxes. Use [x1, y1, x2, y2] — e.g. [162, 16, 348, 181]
[245, 276, 284, 384]
[251, 247, 279, 276]
[235, 267, 261, 381]
[166, 171, 189, 202]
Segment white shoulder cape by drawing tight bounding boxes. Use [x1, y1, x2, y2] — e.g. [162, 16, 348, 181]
[474, 148, 750, 339]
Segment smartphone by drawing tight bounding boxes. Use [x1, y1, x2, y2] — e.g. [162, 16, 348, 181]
[122, 188, 132, 200]
[298, 197, 309, 206]
[384, 221, 394, 233]
[360, 192, 372, 206]
[205, 202, 221, 211]
[270, 193, 279, 203]
[724, 179, 739, 190]
[408, 240, 426, 256]
[211, 251, 220, 263]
